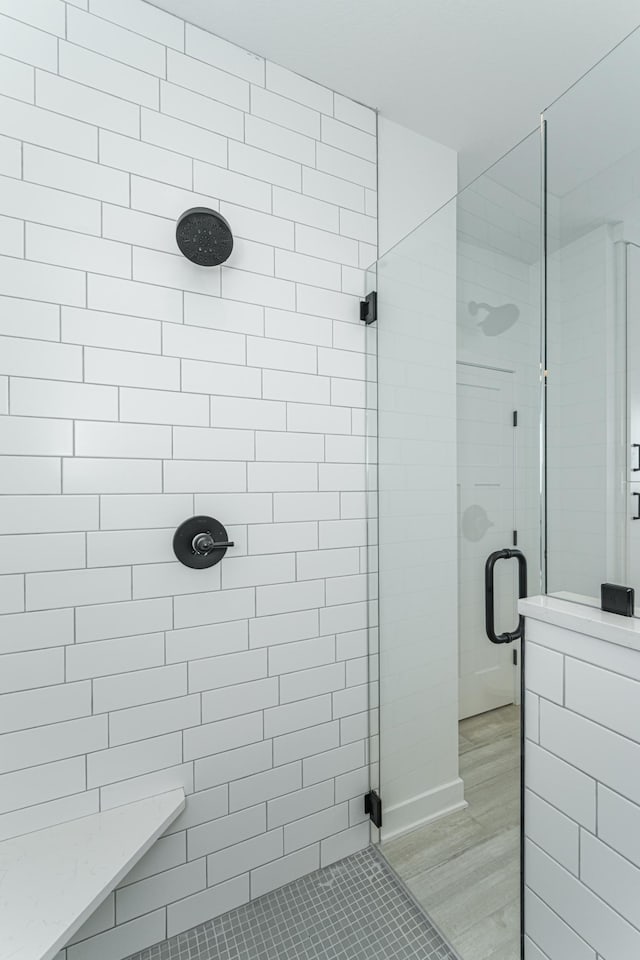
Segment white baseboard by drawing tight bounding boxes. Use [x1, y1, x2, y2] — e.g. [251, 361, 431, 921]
[380, 777, 467, 842]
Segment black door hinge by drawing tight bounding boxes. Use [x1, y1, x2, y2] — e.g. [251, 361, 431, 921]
[513, 530, 518, 546]
[513, 649, 518, 666]
[364, 789, 382, 828]
[360, 291, 377, 325]
[513, 410, 518, 427]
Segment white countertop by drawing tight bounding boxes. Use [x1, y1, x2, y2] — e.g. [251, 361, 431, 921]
[520, 595, 640, 652]
[0, 789, 185, 960]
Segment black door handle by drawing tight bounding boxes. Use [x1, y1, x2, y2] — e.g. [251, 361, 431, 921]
[485, 548, 528, 644]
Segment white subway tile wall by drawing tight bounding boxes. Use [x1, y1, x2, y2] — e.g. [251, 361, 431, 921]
[524, 619, 640, 959]
[0, 1, 376, 957]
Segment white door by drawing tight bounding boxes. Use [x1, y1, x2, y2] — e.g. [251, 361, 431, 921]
[457, 364, 518, 719]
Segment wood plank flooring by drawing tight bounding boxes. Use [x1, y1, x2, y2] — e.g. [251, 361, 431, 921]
[381, 705, 520, 960]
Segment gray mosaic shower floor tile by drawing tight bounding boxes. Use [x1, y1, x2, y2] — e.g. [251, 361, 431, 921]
[126, 846, 459, 960]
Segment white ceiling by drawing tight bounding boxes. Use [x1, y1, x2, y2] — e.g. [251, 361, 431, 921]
[147, 0, 640, 184]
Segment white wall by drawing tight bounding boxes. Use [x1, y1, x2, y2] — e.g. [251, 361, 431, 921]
[375, 117, 460, 840]
[376, 186, 462, 840]
[546, 226, 623, 599]
[0, 2, 377, 956]
[377, 117, 457, 257]
[524, 612, 640, 958]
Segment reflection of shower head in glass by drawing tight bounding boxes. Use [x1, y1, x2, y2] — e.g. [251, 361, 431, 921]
[462, 504, 494, 541]
[469, 301, 520, 337]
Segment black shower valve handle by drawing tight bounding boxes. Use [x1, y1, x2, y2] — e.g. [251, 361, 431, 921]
[174, 516, 234, 569]
[191, 532, 235, 556]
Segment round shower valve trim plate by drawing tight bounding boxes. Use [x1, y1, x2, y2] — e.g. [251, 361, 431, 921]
[173, 516, 234, 569]
[175, 208, 233, 267]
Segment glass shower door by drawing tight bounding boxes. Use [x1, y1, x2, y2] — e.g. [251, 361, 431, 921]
[543, 29, 636, 605]
[368, 130, 543, 959]
[628, 244, 640, 594]
[373, 198, 461, 842]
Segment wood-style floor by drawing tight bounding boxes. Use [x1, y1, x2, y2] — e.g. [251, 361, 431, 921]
[381, 705, 520, 960]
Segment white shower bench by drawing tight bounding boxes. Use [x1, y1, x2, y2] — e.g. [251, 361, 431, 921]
[0, 789, 185, 960]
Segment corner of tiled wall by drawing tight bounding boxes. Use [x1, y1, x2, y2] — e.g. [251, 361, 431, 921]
[0, 0, 377, 955]
[524, 618, 640, 958]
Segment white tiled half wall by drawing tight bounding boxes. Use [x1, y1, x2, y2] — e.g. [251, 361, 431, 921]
[524, 617, 640, 959]
[0, 1, 377, 956]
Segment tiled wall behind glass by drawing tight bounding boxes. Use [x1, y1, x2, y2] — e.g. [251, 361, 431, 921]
[0, 1, 377, 956]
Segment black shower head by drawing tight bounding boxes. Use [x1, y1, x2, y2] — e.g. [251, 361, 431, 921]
[176, 207, 233, 266]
